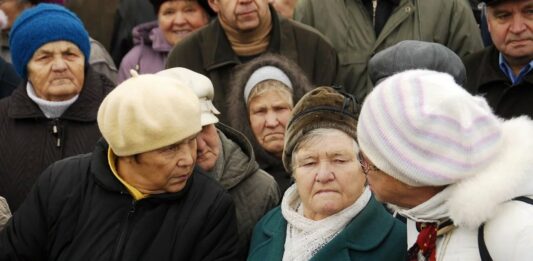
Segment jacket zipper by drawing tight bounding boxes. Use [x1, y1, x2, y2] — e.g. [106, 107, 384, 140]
[112, 199, 136, 260]
[51, 119, 61, 148]
[372, 0, 377, 26]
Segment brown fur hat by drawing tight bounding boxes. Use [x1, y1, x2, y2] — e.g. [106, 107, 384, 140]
[283, 86, 360, 172]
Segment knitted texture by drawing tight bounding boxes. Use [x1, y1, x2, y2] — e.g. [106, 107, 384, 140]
[9, 3, 90, 79]
[97, 74, 201, 156]
[357, 69, 503, 186]
[281, 185, 371, 261]
[283, 86, 359, 172]
[156, 67, 220, 126]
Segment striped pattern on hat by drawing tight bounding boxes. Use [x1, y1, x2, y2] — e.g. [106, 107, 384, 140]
[357, 69, 503, 186]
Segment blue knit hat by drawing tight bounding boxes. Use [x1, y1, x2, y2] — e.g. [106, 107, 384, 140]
[9, 3, 90, 79]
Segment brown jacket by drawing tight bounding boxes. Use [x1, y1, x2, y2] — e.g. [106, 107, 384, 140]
[166, 5, 338, 124]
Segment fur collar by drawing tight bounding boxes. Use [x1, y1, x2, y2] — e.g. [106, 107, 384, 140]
[447, 117, 533, 229]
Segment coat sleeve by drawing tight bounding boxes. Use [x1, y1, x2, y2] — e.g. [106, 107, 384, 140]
[190, 191, 239, 261]
[0, 165, 56, 260]
[445, 0, 484, 58]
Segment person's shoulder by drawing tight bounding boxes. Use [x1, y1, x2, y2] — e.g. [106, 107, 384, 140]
[254, 206, 283, 231]
[463, 47, 494, 65]
[191, 170, 233, 200]
[484, 197, 533, 260]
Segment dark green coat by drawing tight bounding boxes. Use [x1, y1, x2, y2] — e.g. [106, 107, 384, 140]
[248, 196, 406, 261]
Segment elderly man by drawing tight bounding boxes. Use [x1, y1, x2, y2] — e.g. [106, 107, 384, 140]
[463, 0, 533, 119]
[294, 0, 483, 101]
[0, 4, 115, 212]
[358, 69, 533, 260]
[165, 0, 337, 125]
[157, 67, 280, 258]
[0, 72, 239, 260]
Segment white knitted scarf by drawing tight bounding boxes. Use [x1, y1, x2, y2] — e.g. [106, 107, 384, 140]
[27, 82, 78, 119]
[281, 185, 371, 261]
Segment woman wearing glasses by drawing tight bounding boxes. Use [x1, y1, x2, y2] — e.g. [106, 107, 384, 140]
[248, 87, 406, 261]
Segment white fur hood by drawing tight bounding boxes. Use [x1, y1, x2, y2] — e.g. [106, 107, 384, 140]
[447, 117, 533, 229]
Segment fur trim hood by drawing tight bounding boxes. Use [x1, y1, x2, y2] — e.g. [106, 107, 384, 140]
[227, 53, 313, 174]
[447, 116, 533, 229]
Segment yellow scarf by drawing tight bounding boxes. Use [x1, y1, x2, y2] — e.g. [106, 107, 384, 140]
[108, 148, 147, 201]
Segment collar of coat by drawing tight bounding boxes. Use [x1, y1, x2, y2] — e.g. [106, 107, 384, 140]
[90, 138, 195, 201]
[199, 4, 299, 72]
[213, 122, 261, 189]
[257, 195, 400, 259]
[446, 117, 533, 229]
[7, 66, 113, 121]
[473, 45, 533, 90]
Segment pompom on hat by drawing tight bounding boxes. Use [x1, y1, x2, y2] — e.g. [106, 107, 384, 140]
[283, 86, 360, 172]
[97, 73, 201, 156]
[9, 3, 90, 79]
[357, 69, 503, 187]
[156, 67, 220, 126]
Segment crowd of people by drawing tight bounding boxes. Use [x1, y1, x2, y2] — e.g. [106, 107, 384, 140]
[0, 0, 532, 260]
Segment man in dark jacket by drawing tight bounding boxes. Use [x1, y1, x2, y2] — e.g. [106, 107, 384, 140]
[463, 0, 533, 119]
[0, 72, 239, 260]
[0, 4, 115, 211]
[165, 0, 338, 125]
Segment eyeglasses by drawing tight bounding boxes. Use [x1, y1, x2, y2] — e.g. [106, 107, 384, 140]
[357, 152, 380, 175]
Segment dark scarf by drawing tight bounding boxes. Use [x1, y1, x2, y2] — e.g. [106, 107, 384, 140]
[362, 0, 400, 36]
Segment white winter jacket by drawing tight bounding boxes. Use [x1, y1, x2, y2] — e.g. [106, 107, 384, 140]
[405, 117, 533, 261]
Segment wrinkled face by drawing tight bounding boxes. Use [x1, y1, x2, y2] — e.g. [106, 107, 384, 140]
[293, 130, 365, 221]
[196, 124, 221, 171]
[0, 0, 29, 30]
[27, 41, 85, 101]
[120, 135, 198, 194]
[208, 0, 270, 32]
[486, 0, 533, 64]
[248, 90, 292, 158]
[158, 0, 210, 46]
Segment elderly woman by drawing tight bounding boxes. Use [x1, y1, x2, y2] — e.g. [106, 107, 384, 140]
[0, 0, 118, 83]
[357, 70, 533, 260]
[0, 4, 114, 211]
[248, 87, 406, 261]
[229, 53, 312, 192]
[117, 0, 213, 82]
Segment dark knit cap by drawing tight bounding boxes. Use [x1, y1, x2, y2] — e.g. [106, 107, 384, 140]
[282, 86, 359, 172]
[368, 40, 466, 86]
[149, 0, 216, 17]
[9, 3, 90, 79]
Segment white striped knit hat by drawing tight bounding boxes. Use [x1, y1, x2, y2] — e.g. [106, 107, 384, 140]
[357, 69, 503, 186]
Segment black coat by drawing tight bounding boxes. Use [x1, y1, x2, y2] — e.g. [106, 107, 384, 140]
[463, 45, 533, 119]
[0, 67, 114, 211]
[0, 56, 20, 99]
[0, 139, 239, 260]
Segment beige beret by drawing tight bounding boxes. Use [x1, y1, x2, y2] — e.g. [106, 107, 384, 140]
[156, 67, 220, 126]
[97, 74, 201, 156]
